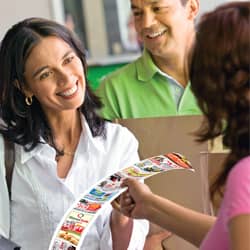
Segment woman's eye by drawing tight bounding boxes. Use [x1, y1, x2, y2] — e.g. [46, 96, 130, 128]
[63, 56, 74, 65]
[39, 71, 51, 80]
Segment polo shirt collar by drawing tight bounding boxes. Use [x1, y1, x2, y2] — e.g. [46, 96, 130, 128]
[135, 49, 159, 82]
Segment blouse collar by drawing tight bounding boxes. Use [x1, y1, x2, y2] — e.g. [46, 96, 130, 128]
[19, 114, 105, 164]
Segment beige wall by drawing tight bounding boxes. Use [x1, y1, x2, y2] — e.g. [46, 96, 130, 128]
[0, 0, 52, 41]
[82, 0, 108, 58]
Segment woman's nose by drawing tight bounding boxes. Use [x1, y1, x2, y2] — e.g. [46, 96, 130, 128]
[56, 70, 73, 85]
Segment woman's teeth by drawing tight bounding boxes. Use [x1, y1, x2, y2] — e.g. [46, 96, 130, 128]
[60, 85, 78, 97]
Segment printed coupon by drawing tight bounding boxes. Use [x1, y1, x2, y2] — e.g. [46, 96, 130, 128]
[49, 152, 193, 250]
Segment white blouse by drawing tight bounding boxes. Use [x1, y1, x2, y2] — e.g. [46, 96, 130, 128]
[0, 118, 148, 250]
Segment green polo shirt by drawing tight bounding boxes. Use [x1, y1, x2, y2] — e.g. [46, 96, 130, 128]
[96, 50, 201, 120]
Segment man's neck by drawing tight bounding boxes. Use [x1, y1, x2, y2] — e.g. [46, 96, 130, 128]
[152, 52, 189, 87]
[149, 29, 195, 87]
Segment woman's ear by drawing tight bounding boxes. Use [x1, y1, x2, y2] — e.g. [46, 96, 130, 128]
[13, 79, 22, 90]
[187, 0, 200, 20]
[14, 79, 33, 97]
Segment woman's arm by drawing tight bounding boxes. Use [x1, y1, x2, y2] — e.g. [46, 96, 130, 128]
[110, 209, 133, 250]
[103, 124, 149, 249]
[228, 213, 250, 249]
[121, 178, 216, 247]
[145, 192, 215, 246]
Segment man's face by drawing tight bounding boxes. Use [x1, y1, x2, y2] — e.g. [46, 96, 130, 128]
[130, 0, 198, 59]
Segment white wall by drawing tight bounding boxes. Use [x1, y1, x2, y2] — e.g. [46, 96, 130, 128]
[0, 0, 52, 40]
[199, 0, 229, 18]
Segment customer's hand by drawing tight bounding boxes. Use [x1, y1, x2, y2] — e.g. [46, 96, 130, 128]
[120, 178, 153, 219]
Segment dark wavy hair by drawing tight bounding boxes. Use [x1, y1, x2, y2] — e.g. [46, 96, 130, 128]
[190, 2, 250, 200]
[0, 17, 106, 151]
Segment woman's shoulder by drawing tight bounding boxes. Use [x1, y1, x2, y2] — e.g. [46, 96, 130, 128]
[105, 121, 136, 138]
[229, 156, 250, 180]
[225, 156, 250, 219]
[226, 156, 250, 195]
[103, 121, 138, 147]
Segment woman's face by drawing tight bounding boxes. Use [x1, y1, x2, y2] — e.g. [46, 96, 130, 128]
[23, 36, 85, 116]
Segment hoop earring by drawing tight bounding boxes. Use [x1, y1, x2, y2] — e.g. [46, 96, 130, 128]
[25, 96, 33, 106]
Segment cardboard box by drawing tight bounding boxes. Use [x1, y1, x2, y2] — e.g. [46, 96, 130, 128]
[116, 115, 228, 249]
[200, 151, 228, 214]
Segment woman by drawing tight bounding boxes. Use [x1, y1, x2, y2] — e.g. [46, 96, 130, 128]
[120, 2, 250, 249]
[0, 18, 148, 249]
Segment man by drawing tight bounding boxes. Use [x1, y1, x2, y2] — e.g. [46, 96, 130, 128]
[96, 0, 201, 120]
[97, 1, 201, 249]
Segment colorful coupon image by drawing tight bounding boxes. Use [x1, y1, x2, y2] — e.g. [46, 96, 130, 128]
[84, 187, 118, 202]
[51, 238, 76, 250]
[75, 199, 102, 214]
[165, 152, 192, 169]
[68, 209, 94, 224]
[97, 173, 124, 193]
[121, 166, 155, 178]
[134, 159, 155, 167]
[57, 210, 94, 246]
[49, 153, 194, 250]
[134, 161, 165, 173]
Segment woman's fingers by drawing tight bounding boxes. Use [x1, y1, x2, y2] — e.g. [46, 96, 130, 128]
[121, 191, 134, 205]
[121, 203, 136, 217]
[121, 177, 135, 188]
[111, 199, 121, 211]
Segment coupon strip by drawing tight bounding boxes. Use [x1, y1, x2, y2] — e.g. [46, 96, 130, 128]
[49, 152, 193, 250]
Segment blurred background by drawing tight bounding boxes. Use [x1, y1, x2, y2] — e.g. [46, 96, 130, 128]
[0, 0, 232, 89]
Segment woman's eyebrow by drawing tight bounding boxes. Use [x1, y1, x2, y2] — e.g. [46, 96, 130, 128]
[32, 65, 49, 78]
[32, 50, 74, 78]
[62, 50, 74, 60]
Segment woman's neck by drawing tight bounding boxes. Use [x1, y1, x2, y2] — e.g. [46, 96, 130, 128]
[47, 110, 82, 153]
